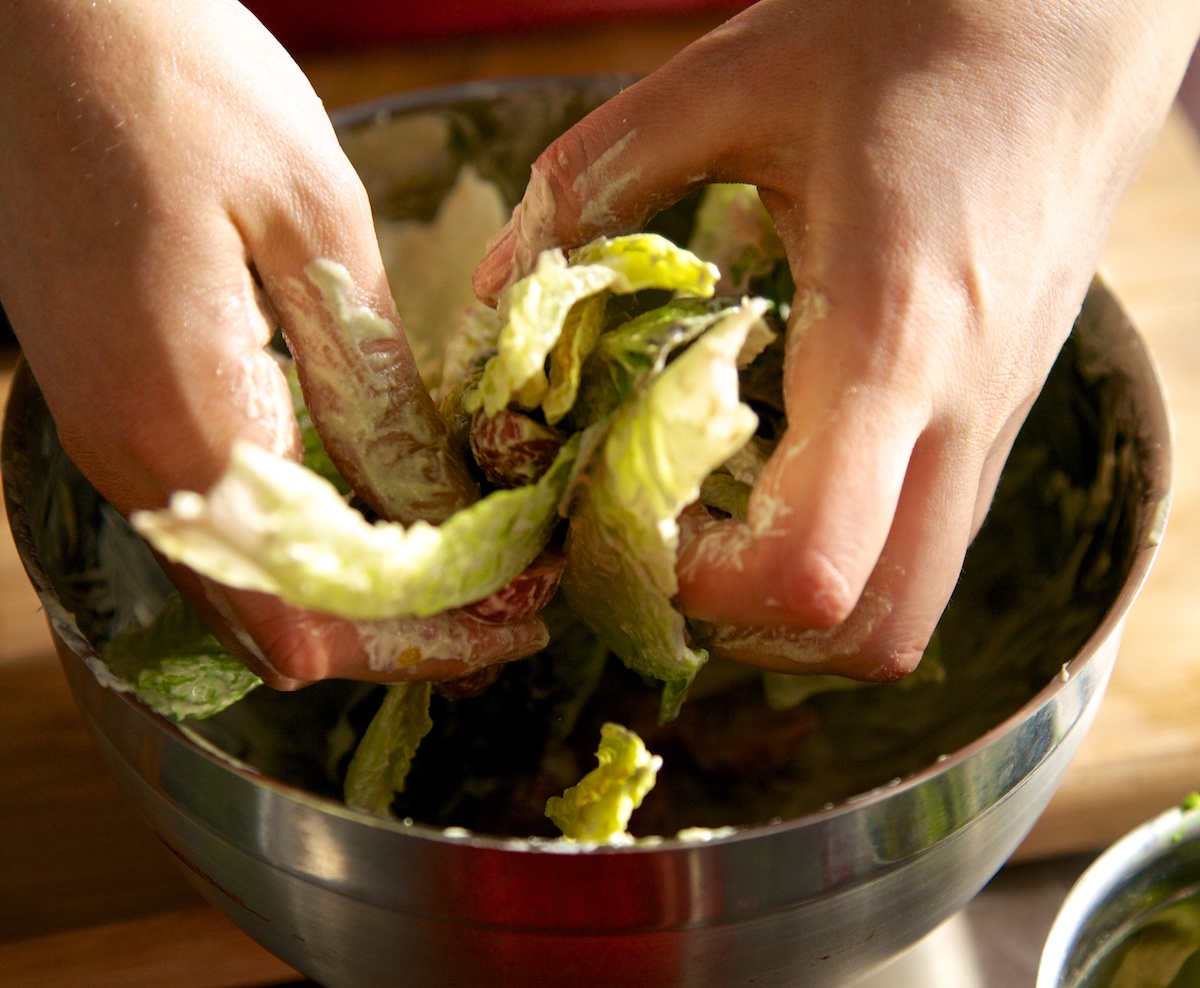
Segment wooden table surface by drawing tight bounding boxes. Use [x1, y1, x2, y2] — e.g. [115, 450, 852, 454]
[2, 18, 1200, 987]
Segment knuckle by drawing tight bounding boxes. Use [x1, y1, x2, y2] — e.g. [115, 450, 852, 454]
[857, 641, 928, 682]
[781, 554, 857, 628]
[247, 607, 334, 682]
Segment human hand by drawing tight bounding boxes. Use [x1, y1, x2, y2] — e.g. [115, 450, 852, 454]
[474, 0, 1200, 680]
[0, 0, 548, 687]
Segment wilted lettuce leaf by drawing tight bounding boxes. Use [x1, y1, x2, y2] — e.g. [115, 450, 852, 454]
[344, 681, 434, 816]
[698, 472, 753, 521]
[375, 165, 509, 391]
[566, 232, 720, 291]
[562, 302, 763, 722]
[102, 594, 260, 720]
[132, 436, 578, 621]
[542, 294, 609, 426]
[545, 722, 661, 843]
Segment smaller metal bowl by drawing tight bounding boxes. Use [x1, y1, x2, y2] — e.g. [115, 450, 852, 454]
[1039, 798, 1200, 988]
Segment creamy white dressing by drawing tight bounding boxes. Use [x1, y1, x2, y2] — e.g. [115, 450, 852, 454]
[355, 610, 547, 674]
[574, 131, 638, 230]
[305, 259, 400, 346]
[708, 587, 894, 667]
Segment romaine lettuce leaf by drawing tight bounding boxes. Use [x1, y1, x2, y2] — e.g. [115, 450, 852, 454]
[698, 472, 753, 521]
[101, 593, 261, 720]
[562, 301, 764, 722]
[344, 681, 434, 816]
[541, 294, 609, 426]
[375, 165, 509, 391]
[687, 183, 786, 295]
[566, 232, 720, 293]
[467, 233, 719, 417]
[571, 297, 744, 428]
[132, 435, 578, 621]
[545, 722, 661, 843]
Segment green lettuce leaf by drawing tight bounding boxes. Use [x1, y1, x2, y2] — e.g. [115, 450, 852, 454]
[698, 473, 753, 521]
[344, 681, 434, 816]
[545, 722, 661, 843]
[467, 233, 719, 417]
[541, 293, 609, 426]
[562, 301, 764, 722]
[101, 594, 260, 720]
[571, 297, 744, 428]
[132, 436, 578, 621]
[687, 183, 786, 295]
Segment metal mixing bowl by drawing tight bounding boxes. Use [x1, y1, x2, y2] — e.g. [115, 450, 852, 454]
[1039, 800, 1200, 988]
[1, 77, 1173, 988]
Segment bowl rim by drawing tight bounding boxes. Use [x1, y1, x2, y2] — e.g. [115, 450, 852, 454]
[1037, 797, 1200, 988]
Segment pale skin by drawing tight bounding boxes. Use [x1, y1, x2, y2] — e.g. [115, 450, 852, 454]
[475, 0, 1200, 681]
[0, 0, 544, 688]
[1, 0, 1197, 688]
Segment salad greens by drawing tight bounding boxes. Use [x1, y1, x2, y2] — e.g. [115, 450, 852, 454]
[39, 174, 1142, 842]
[101, 593, 261, 720]
[119, 187, 791, 837]
[466, 233, 720, 418]
[132, 434, 578, 621]
[82, 178, 1130, 843]
[344, 681, 435, 815]
[545, 722, 662, 843]
[561, 301, 763, 722]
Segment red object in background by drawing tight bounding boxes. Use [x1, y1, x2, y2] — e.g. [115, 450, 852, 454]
[246, 0, 754, 53]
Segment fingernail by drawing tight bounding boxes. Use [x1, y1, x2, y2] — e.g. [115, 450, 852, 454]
[473, 222, 518, 304]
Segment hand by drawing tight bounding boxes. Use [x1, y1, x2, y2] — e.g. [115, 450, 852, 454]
[474, 0, 1200, 680]
[0, 0, 546, 687]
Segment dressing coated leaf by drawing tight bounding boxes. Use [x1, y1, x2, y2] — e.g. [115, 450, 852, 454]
[545, 722, 661, 843]
[562, 301, 764, 721]
[132, 437, 577, 621]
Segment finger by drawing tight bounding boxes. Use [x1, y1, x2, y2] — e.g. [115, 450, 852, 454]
[163, 502, 559, 687]
[230, 127, 478, 526]
[677, 272, 932, 629]
[220, 588, 551, 687]
[473, 8, 818, 302]
[697, 425, 988, 681]
[838, 426, 989, 679]
[29, 220, 301, 516]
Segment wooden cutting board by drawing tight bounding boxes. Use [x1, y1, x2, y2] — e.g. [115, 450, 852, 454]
[1, 20, 1199, 984]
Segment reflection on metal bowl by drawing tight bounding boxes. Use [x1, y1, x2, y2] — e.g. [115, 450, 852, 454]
[0, 77, 1173, 988]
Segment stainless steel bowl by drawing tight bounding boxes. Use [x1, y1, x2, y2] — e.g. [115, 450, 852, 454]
[1038, 801, 1200, 988]
[1, 77, 1173, 988]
